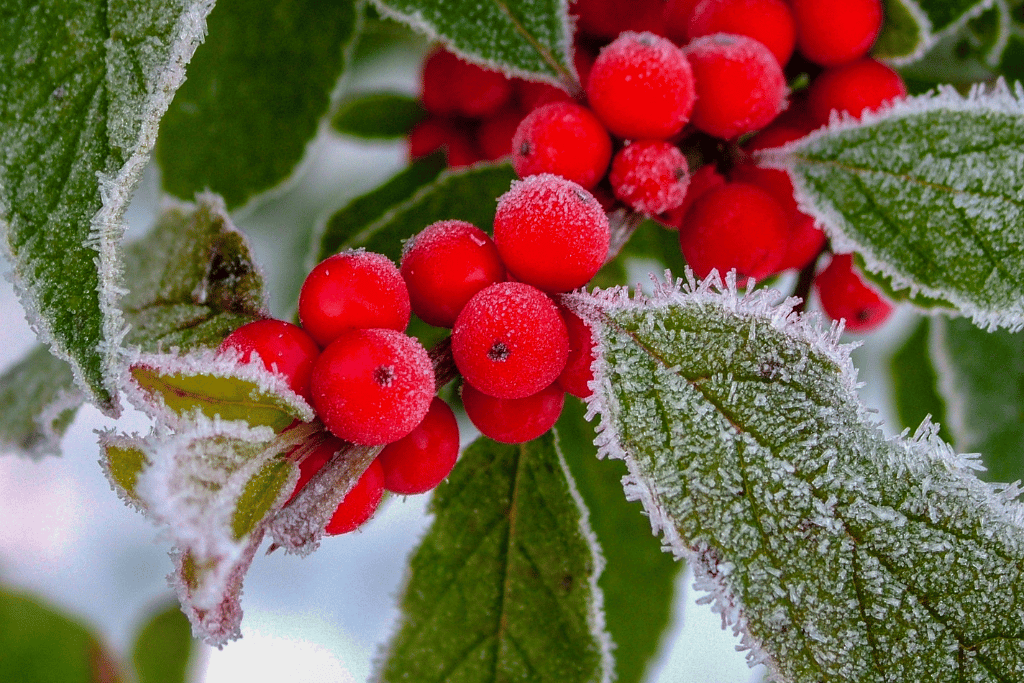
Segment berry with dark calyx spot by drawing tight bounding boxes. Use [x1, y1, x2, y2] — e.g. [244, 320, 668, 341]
[685, 0, 796, 67]
[512, 102, 613, 190]
[493, 174, 610, 293]
[324, 458, 385, 535]
[814, 253, 893, 333]
[658, 162, 726, 229]
[586, 32, 696, 140]
[310, 328, 434, 445]
[791, 0, 882, 67]
[557, 306, 598, 399]
[218, 319, 320, 402]
[452, 282, 569, 399]
[299, 251, 411, 348]
[806, 58, 908, 128]
[408, 118, 483, 167]
[378, 397, 460, 495]
[420, 47, 514, 119]
[461, 381, 565, 444]
[685, 33, 788, 140]
[609, 140, 690, 215]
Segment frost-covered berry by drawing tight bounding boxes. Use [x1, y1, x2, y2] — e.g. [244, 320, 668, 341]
[493, 174, 610, 293]
[679, 181, 789, 283]
[557, 306, 598, 399]
[452, 282, 569, 399]
[218, 319, 321, 402]
[378, 397, 460, 495]
[815, 253, 893, 333]
[420, 47, 514, 119]
[806, 58, 908, 127]
[791, 0, 882, 67]
[609, 140, 690, 215]
[299, 251, 411, 348]
[400, 220, 506, 328]
[512, 102, 612, 190]
[685, 33, 788, 140]
[324, 458, 385, 535]
[310, 328, 434, 445]
[685, 0, 796, 67]
[461, 381, 565, 444]
[586, 32, 696, 140]
[408, 118, 483, 167]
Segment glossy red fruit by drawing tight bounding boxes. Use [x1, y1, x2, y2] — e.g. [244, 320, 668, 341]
[512, 102, 613, 190]
[461, 381, 565, 444]
[218, 319, 320, 402]
[286, 436, 344, 502]
[685, 33, 788, 140]
[477, 110, 524, 161]
[791, 0, 882, 67]
[298, 251, 411, 348]
[378, 397, 460, 494]
[310, 328, 434, 445]
[778, 213, 828, 272]
[324, 458, 385, 535]
[586, 32, 696, 140]
[408, 117, 483, 167]
[679, 181, 790, 283]
[815, 253, 893, 333]
[493, 174, 610, 293]
[400, 220, 506, 328]
[806, 58, 908, 127]
[452, 282, 569, 399]
[557, 306, 597, 399]
[573, 0, 668, 40]
[658, 162, 726, 229]
[609, 140, 690, 215]
[663, 0, 702, 43]
[686, 0, 796, 67]
[420, 48, 514, 119]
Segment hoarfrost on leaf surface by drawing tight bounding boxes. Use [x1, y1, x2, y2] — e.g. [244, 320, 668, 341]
[565, 271, 1024, 681]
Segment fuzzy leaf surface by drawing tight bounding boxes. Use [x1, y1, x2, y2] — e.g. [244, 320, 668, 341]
[157, 0, 358, 209]
[567, 274, 1024, 682]
[332, 92, 425, 139]
[370, 0, 575, 84]
[890, 317, 951, 443]
[132, 601, 198, 683]
[932, 315, 1024, 484]
[0, 0, 216, 410]
[759, 83, 1024, 331]
[876, 0, 993, 62]
[0, 346, 81, 458]
[378, 433, 612, 683]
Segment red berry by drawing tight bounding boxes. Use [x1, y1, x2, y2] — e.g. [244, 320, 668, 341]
[806, 58, 908, 127]
[512, 102, 613, 190]
[514, 78, 571, 112]
[400, 220, 506, 328]
[557, 306, 597, 399]
[218, 319, 320, 402]
[573, 0, 667, 40]
[663, 0, 702, 43]
[686, 0, 796, 67]
[378, 397, 460, 494]
[452, 282, 569, 399]
[493, 174, 610, 293]
[679, 181, 789, 283]
[658, 162, 726, 229]
[298, 251, 411, 348]
[477, 110, 524, 161]
[461, 381, 565, 444]
[408, 118, 483, 167]
[685, 33, 788, 140]
[609, 140, 690, 215]
[586, 32, 696, 140]
[310, 328, 435, 445]
[777, 213, 827, 272]
[420, 48, 514, 119]
[815, 254, 893, 333]
[325, 458, 385, 535]
[286, 436, 344, 502]
[791, 0, 882, 67]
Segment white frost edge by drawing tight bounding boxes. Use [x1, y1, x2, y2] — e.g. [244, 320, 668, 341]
[97, 428, 152, 515]
[756, 79, 1024, 333]
[883, 0, 996, 66]
[562, 269, 1024, 676]
[11, 386, 86, 460]
[927, 315, 981, 453]
[366, 0, 577, 88]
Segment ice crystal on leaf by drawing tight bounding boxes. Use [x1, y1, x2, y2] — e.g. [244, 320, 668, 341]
[564, 271, 1024, 681]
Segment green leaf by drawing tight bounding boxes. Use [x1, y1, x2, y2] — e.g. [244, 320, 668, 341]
[758, 83, 1024, 331]
[0, 588, 120, 683]
[157, 0, 359, 209]
[0, 0, 216, 411]
[568, 274, 1024, 681]
[99, 432, 150, 511]
[378, 433, 612, 683]
[370, 0, 576, 84]
[931, 315, 1024, 484]
[875, 0, 993, 63]
[131, 602, 197, 683]
[318, 161, 517, 264]
[332, 91, 425, 139]
[555, 398, 681, 683]
[889, 317, 951, 443]
[0, 346, 81, 458]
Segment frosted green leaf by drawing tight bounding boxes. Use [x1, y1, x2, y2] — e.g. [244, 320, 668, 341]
[876, 0, 993, 63]
[377, 434, 612, 683]
[0, 346, 81, 458]
[931, 315, 1024, 484]
[758, 82, 1024, 331]
[132, 601, 198, 683]
[0, 0, 216, 411]
[370, 0, 576, 85]
[100, 432, 149, 511]
[332, 92, 425, 139]
[890, 317, 951, 444]
[157, 0, 359, 209]
[566, 272, 1024, 682]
